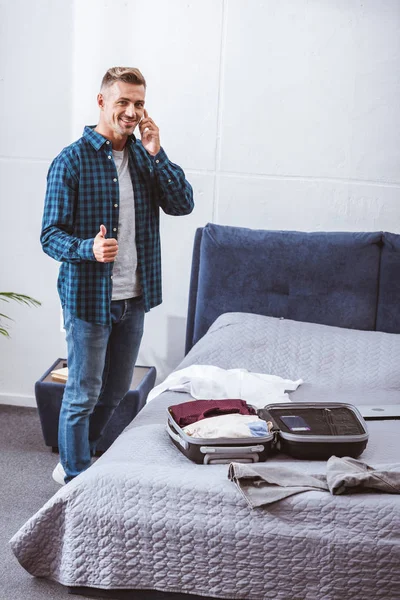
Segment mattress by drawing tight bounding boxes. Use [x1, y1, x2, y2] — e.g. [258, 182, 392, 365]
[10, 313, 400, 600]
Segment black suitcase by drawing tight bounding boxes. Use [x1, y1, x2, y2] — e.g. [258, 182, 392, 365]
[258, 402, 369, 460]
[167, 401, 369, 463]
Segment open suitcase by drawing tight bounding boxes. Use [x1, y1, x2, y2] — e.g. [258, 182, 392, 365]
[167, 401, 369, 464]
[166, 406, 274, 465]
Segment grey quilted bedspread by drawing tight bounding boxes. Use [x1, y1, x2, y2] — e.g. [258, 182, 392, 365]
[10, 314, 400, 600]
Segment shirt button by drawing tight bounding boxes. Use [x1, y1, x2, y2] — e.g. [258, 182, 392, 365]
[113, 228, 117, 232]
[108, 155, 112, 159]
[113, 178, 117, 182]
[106, 141, 110, 145]
[114, 204, 118, 208]
[110, 275, 113, 279]
[155, 159, 159, 163]
[168, 179, 172, 182]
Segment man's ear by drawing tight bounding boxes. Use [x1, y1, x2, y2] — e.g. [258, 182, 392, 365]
[97, 93, 104, 110]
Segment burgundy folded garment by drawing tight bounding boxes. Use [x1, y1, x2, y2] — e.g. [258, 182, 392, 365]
[169, 399, 256, 428]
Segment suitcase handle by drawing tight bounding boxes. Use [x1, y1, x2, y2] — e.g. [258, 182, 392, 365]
[166, 421, 189, 450]
[203, 453, 261, 465]
[201, 443, 265, 465]
[200, 445, 264, 455]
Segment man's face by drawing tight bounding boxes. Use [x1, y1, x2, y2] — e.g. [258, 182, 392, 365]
[97, 81, 146, 139]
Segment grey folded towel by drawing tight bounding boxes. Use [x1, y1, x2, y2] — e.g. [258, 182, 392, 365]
[228, 456, 400, 508]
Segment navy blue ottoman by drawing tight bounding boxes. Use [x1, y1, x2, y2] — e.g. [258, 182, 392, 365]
[35, 358, 156, 453]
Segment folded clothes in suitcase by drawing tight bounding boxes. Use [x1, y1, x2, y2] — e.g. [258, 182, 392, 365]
[167, 401, 274, 465]
[167, 401, 369, 464]
[258, 402, 369, 460]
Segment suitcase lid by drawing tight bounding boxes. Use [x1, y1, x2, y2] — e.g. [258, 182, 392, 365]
[259, 402, 369, 443]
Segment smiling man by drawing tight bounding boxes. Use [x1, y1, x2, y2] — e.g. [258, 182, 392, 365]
[41, 67, 194, 485]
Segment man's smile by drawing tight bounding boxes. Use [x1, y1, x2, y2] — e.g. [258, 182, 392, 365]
[119, 116, 136, 126]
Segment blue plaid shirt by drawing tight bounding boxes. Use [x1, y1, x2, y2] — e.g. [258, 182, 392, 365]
[41, 126, 194, 324]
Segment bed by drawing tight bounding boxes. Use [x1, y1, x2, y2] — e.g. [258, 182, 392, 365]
[10, 223, 400, 600]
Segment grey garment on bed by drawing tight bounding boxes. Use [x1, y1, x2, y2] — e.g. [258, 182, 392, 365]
[228, 462, 329, 507]
[228, 456, 400, 508]
[327, 455, 400, 495]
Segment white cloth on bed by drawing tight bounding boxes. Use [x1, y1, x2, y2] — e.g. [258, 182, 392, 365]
[182, 413, 270, 439]
[147, 364, 302, 408]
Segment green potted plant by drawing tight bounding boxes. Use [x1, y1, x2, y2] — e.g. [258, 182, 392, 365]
[0, 292, 41, 337]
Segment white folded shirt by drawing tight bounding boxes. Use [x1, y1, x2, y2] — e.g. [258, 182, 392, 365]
[183, 414, 268, 439]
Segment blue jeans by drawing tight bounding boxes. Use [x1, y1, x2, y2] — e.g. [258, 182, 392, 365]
[59, 297, 145, 482]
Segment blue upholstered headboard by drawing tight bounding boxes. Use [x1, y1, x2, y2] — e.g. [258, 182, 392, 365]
[185, 223, 400, 354]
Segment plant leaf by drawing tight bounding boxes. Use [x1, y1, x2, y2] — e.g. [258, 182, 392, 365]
[0, 292, 41, 307]
[0, 313, 13, 321]
[0, 293, 40, 338]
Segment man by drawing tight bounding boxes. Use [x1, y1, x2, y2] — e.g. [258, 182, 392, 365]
[41, 67, 194, 484]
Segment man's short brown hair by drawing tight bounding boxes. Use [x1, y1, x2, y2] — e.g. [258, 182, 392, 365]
[100, 67, 146, 90]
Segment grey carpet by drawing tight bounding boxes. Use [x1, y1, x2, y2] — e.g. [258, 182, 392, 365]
[0, 407, 213, 600]
[0, 405, 73, 600]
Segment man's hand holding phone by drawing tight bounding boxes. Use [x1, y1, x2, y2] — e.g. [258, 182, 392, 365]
[139, 109, 161, 156]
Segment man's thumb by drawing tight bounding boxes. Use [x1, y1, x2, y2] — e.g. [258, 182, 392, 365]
[99, 224, 107, 238]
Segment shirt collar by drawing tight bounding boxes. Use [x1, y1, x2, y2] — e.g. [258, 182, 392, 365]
[83, 126, 137, 150]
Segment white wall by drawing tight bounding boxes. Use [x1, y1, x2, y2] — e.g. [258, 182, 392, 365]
[1, 0, 399, 405]
[0, 0, 74, 406]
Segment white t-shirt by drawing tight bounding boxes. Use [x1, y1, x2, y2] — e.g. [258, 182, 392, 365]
[111, 148, 142, 300]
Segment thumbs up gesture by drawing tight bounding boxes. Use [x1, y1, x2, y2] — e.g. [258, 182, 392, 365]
[93, 225, 118, 263]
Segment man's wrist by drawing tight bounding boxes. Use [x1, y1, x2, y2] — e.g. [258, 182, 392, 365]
[146, 147, 161, 157]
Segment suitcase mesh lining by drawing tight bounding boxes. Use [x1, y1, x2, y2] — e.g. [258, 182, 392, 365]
[258, 407, 365, 436]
